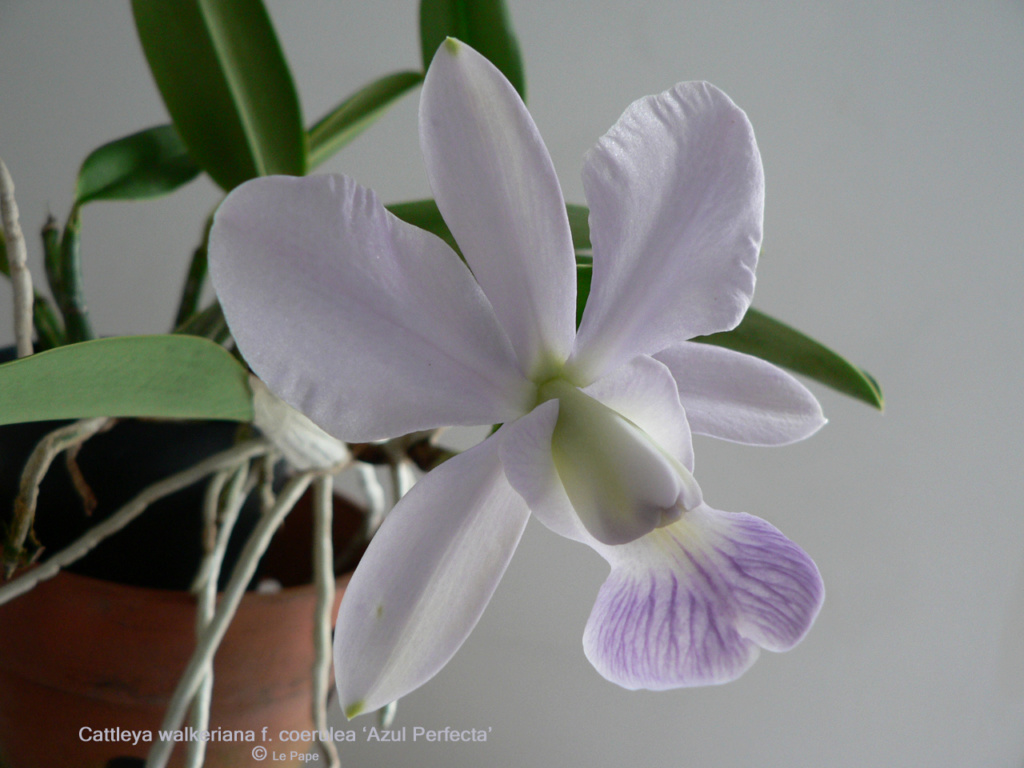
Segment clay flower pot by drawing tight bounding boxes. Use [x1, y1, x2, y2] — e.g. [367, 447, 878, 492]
[0, 569, 351, 768]
[0, 417, 365, 767]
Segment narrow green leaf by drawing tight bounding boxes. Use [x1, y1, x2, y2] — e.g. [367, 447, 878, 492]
[174, 300, 228, 344]
[568, 202, 882, 409]
[575, 262, 592, 329]
[566, 204, 591, 252]
[694, 309, 884, 409]
[132, 0, 306, 191]
[387, 199, 592, 260]
[309, 71, 424, 169]
[41, 216, 62, 305]
[387, 199, 460, 253]
[420, 0, 526, 99]
[0, 336, 254, 425]
[75, 125, 200, 205]
[57, 210, 93, 343]
[575, 255, 883, 409]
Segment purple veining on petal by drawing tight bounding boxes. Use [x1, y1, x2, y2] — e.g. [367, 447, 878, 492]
[582, 505, 823, 689]
[712, 513, 824, 651]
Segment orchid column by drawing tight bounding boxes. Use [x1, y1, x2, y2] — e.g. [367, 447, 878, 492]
[209, 38, 825, 718]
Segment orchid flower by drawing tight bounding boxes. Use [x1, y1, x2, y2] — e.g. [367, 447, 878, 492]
[209, 39, 825, 717]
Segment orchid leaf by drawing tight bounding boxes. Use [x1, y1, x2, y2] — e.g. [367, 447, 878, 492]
[388, 198, 592, 260]
[694, 309, 884, 409]
[387, 199, 460, 253]
[132, 0, 306, 191]
[309, 71, 424, 169]
[75, 125, 201, 205]
[0, 336, 253, 425]
[419, 0, 526, 99]
[566, 204, 591, 251]
[567, 205, 882, 408]
[575, 260, 593, 330]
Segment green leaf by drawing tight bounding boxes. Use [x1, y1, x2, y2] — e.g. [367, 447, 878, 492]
[575, 262, 592, 329]
[309, 71, 424, 169]
[75, 125, 201, 205]
[132, 0, 306, 191]
[568, 202, 882, 409]
[420, 0, 526, 99]
[387, 198, 592, 260]
[387, 198, 460, 254]
[56, 211, 93, 343]
[694, 309, 884, 410]
[566, 204, 591, 252]
[0, 336, 254, 425]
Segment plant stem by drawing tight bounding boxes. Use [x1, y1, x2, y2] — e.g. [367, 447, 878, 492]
[3, 417, 112, 577]
[0, 159, 34, 357]
[312, 475, 340, 767]
[0, 439, 269, 605]
[58, 207, 94, 342]
[144, 470, 316, 768]
[174, 240, 208, 330]
[41, 216, 62, 306]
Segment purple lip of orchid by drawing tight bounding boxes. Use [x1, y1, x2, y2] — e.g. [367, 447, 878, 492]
[208, 37, 826, 718]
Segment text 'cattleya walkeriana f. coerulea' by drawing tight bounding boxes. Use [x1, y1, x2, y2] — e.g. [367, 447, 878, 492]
[209, 38, 826, 717]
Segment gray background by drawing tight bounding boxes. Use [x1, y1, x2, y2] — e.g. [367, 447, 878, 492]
[2, 1, 1024, 766]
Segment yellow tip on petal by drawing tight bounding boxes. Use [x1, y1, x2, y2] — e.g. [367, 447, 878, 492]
[344, 700, 365, 720]
[444, 37, 461, 54]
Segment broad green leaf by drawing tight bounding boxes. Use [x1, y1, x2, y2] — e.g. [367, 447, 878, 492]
[75, 125, 200, 205]
[132, 0, 306, 191]
[0, 335, 253, 425]
[309, 71, 424, 169]
[694, 309, 884, 409]
[420, 0, 526, 99]
[387, 198, 592, 259]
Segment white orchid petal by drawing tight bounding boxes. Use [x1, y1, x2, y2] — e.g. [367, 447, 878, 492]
[420, 39, 576, 376]
[209, 174, 533, 442]
[583, 504, 824, 689]
[571, 82, 764, 381]
[550, 388, 686, 545]
[655, 342, 826, 445]
[499, 401, 591, 543]
[501, 393, 700, 546]
[334, 434, 531, 717]
[582, 354, 695, 472]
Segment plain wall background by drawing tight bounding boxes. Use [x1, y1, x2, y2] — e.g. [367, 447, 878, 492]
[2, 1, 1024, 766]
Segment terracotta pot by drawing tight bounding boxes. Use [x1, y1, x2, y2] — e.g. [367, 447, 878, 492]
[0, 411, 366, 767]
[0, 569, 351, 768]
